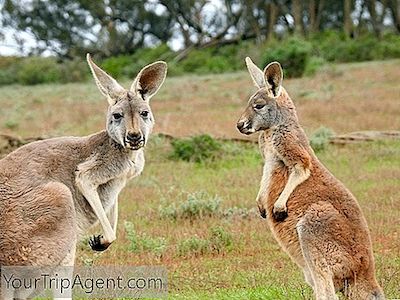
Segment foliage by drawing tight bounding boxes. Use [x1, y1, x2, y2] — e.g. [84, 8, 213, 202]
[17, 57, 62, 85]
[309, 126, 335, 152]
[208, 226, 233, 253]
[262, 37, 313, 78]
[58, 59, 88, 83]
[170, 134, 222, 163]
[102, 44, 174, 78]
[176, 236, 210, 257]
[159, 191, 221, 220]
[177, 226, 233, 257]
[124, 221, 166, 257]
[2, 32, 400, 86]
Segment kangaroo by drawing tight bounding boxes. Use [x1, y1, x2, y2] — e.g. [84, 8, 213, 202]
[236, 57, 384, 300]
[0, 54, 167, 298]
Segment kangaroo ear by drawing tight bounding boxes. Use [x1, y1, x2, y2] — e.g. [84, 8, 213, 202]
[86, 53, 124, 105]
[131, 61, 167, 101]
[264, 61, 283, 98]
[245, 57, 265, 88]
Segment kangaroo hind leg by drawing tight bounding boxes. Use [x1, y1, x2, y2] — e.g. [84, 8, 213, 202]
[296, 202, 352, 300]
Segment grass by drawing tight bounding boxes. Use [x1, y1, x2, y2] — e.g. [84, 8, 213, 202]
[0, 60, 399, 298]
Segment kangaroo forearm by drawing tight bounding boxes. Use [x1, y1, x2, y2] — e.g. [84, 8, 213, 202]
[107, 199, 118, 233]
[76, 179, 116, 242]
[275, 165, 310, 207]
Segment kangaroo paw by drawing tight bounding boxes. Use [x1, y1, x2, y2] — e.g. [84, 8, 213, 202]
[257, 202, 267, 219]
[89, 235, 112, 252]
[272, 206, 288, 222]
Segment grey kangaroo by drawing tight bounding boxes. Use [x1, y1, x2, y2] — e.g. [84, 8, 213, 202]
[0, 54, 167, 298]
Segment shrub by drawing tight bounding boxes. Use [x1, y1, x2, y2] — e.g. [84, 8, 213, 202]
[0, 56, 20, 85]
[312, 31, 400, 63]
[209, 226, 233, 253]
[123, 44, 174, 78]
[262, 37, 313, 78]
[177, 236, 210, 257]
[59, 59, 88, 83]
[222, 206, 258, 219]
[177, 226, 233, 257]
[304, 56, 326, 76]
[170, 134, 222, 163]
[124, 221, 166, 257]
[17, 57, 62, 85]
[309, 126, 335, 152]
[101, 55, 132, 78]
[159, 191, 221, 220]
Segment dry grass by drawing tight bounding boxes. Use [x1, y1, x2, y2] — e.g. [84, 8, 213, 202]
[0, 60, 399, 299]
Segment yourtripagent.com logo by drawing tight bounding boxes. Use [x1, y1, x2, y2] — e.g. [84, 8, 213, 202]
[1, 266, 167, 298]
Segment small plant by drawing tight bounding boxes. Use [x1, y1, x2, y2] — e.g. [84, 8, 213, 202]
[222, 206, 258, 219]
[17, 57, 62, 85]
[170, 134, 222, 163]
[309, 126, 335, 152]
[4, 119, 19, 129]
[159, 191, 221, 220]
[124, 221, 166, 257]
[262, 37, 313, 78]
[177, 226, 233, 257]
[177, 236, 210, 257]
[209, 226, 233, 253]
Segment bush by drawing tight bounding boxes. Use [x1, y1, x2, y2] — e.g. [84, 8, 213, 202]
[309, 126, 335, 152]
[209, 226, 233, 253]
[99, 55, 132, 78]
[312, 31, 400, 63]
[177, 226, 233, 257]
[222, 206, 258, 219]
[17, 57, 62, 85]
[124, 221, 166, 257]
[159, 191, 221, 220]
[0, 57, 20, 85]
[262, 37, 313, 78]
[170, 134, 222, 163]
[304, 56, 326, 76]
[59, 59, 88, 83]
[177, 236, 210, 257]
[123, 44, 174, 78]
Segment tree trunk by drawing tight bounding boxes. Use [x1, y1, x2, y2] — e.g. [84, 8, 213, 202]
[292, 0, 303, 35]
[309, 0, 316, 33]
[367, 0, 381, 37]
[344, 0, 353, 38]
[388, 0, 400, 33]
[266, 2, 278, 40]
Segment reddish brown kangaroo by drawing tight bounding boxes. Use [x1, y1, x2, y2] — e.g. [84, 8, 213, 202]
[236, 57, 384, 300]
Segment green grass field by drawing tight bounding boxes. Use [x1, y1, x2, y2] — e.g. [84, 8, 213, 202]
[0, 60, 399, 299]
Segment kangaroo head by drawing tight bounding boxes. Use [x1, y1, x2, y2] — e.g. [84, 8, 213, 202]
[87, 54, 167, 150]
[237, 57, 283, 135]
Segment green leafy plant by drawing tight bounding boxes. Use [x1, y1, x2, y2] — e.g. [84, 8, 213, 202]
[177, 226, 233, 257]
[170, 134, 222, 163]
[309, 126, 335, 152]
[159, 191, 221, 220]
[262, 37, 313, 78]
[124, 221, 166, 257]
[17, 57, 62, 85]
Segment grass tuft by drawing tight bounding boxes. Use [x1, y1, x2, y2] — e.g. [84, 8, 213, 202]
[309, 126, 335, 152]
[159, 191, 221, 220]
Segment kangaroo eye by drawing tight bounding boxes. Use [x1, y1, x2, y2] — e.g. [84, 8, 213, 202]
[112, 113, 123, 120]
[254, 104, 265, 110]
[140, 111, 149, 118]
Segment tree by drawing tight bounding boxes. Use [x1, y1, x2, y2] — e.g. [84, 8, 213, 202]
[2, 0, 174, 58]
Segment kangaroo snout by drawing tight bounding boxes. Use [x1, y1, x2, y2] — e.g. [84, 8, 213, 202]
[126, 132, 145, 150]
[237, 120, 253, 135]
